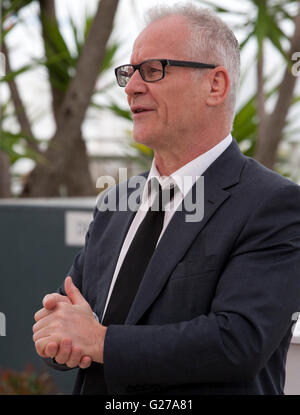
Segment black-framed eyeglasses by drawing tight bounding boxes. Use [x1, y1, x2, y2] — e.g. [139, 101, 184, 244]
[114, 59, 217, 87]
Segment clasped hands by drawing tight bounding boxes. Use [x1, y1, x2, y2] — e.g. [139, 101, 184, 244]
[33, 276, 107, 369]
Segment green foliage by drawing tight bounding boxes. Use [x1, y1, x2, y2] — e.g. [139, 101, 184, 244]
[233, 82, 300, 158]
[106, 102, 132, 121]
[1, 0, 34, 18]
[3, 0, 299, 174]
[0, 365, 57, 395]
[198, 0, 298, 58]
[197, 0, 300, 175]
[0, 129, 44, 164]
[232, 95, 257, 156]
[39, 9, 120, 93]
[1, 1, 121, 165]
[100, 43, 119, 73]
[0, 98, 43, 165]
[40, 15, 75, 91]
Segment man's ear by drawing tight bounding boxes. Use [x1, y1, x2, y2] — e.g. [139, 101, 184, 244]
[206, 66, 230, 107]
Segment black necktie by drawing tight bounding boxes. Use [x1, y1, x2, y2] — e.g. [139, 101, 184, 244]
[102, 181, 176, 325]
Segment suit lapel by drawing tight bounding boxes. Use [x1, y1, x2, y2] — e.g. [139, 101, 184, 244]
[125, 139, 246, 324]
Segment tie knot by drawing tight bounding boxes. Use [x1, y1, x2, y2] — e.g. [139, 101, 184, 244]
[149, 180, 176, 212]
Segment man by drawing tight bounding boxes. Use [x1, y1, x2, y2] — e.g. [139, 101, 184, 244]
[33, 4, 300, 395]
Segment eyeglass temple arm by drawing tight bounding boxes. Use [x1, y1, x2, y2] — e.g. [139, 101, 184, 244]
[166, 59, 216, 69]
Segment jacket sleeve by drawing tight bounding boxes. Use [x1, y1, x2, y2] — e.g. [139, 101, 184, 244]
[103, 183, 300, 394]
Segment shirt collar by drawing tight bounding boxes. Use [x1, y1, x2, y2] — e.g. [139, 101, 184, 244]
[141, 164, 175, 206]
[142, 133, 233, 203]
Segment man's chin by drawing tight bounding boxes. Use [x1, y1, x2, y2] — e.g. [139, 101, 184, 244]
[132, 133, 156, 151]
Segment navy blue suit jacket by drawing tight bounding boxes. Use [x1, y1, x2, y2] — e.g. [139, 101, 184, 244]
[48, 139, 300, 395]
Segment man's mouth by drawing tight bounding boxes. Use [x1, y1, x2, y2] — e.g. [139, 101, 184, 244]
[131, 106, 154, 115]
[134, 108, 146, 113]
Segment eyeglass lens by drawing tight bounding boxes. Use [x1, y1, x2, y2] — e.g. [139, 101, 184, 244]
[117, 60, 164, 86]
[140, 60, 164, 82]
[117, 65, 134, 87]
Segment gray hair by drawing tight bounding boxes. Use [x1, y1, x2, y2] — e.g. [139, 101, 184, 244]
[145, 3, 240, 118]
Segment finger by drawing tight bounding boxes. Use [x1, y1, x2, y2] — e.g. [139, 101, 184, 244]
[44, 341, 59, 359]
[33, 302, 69, 334]
[33, 324, 56, 342]
[34, 307, 52, 322]
[43, 294, 56, 310]
[33, 312, 56, 336]
[54, 338, 72, 365]
[43, 293, 71, 310]
[35, 337, 51, 358]
[66, 346, 82, 368]
[79, 355, 92, 369]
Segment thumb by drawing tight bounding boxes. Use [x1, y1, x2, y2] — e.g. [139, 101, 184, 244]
[64, 276, 86, 306]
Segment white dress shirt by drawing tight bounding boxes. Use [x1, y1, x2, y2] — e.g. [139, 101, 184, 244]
[100, 134, 232, 323]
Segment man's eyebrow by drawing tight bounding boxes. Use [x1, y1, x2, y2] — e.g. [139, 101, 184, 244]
[130, 58, 153, 65]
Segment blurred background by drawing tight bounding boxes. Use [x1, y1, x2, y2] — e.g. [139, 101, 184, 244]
[0, 0, 300, 395]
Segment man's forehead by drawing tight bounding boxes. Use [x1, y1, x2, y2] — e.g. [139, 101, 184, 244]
[130, 15, 190, 63]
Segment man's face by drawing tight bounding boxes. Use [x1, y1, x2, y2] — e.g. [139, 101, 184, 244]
[125, 15, 211, 153]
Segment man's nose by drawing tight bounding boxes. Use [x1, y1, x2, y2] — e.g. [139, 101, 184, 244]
[125, 69, 148, 96]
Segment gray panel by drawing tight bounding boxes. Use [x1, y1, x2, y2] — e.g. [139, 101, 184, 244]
[0, 201, 94, 395]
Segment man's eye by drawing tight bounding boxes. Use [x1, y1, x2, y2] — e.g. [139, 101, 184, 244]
[145, 67, 162, 78]
[149, 66, 161, 73]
